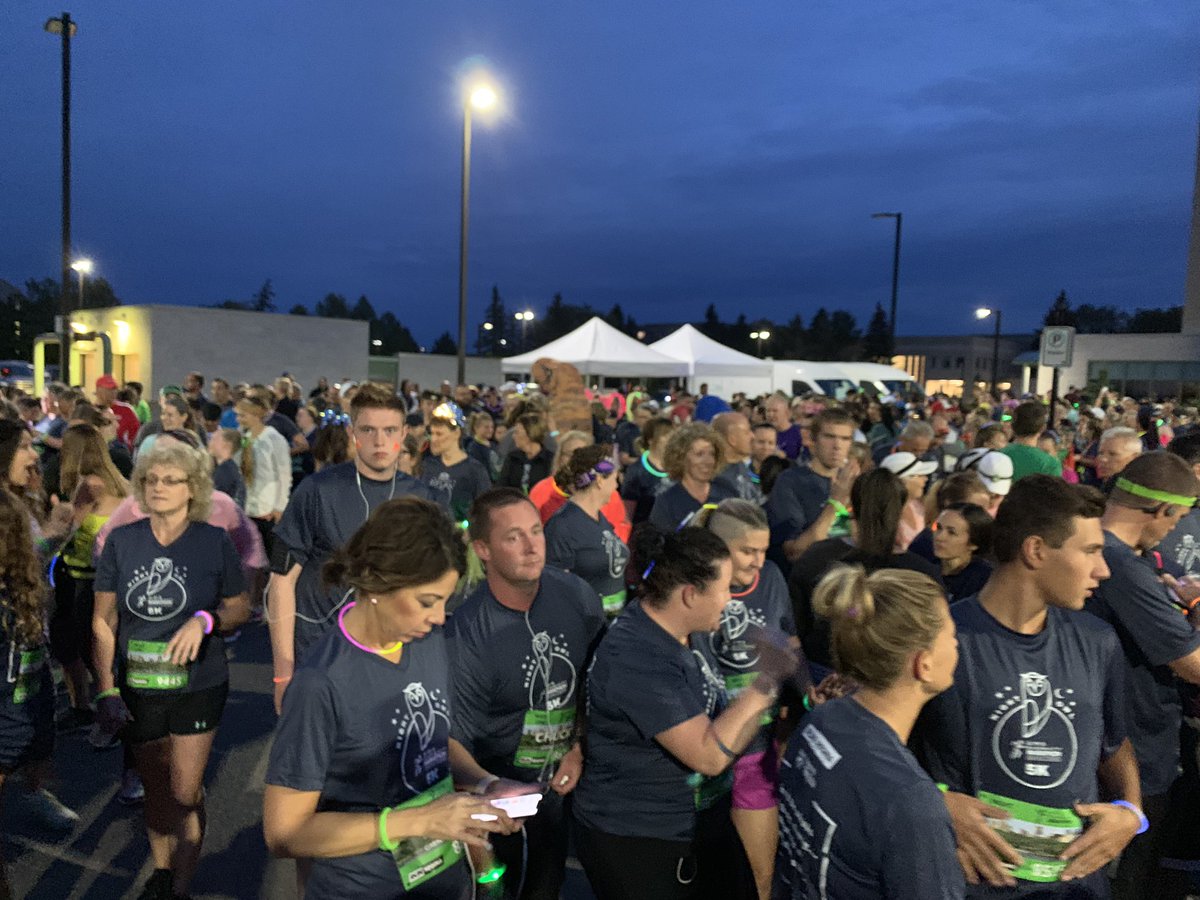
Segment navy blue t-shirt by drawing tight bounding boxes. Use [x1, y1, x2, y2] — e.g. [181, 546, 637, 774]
[766, 465, 849, 567]
[419, 455, 492, 523]
[614, 420, 641, 460]
[709, 561, 798, 754]
[915, 596, 1127, 896]
[619, 453, 673, 525]
[266, 617, 470, 899]
[573, 602, 728, 842]
[714, 460, 764, 506]
[647, 480, 736, 533]
[95, 519, 244, 695]
[1158, 510, 1200, 580]
[1084, 531, 1200, 797]
[446, 568, 605, 784]
[944, 558, 993, 604]
[544, 502, 630, 618]
[212, 458, 246, 509]
[777, 697, 964, 900]
[0, 609, 55, 771]
[272, 462, 436, 658]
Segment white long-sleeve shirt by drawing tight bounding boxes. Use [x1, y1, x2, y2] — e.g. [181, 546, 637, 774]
[239, 425, 291, 519]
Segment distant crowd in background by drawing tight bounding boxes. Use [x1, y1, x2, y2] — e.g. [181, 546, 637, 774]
[1, 365, 1199, 900]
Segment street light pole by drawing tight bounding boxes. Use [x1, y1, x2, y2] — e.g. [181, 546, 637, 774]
[46, 12, 77, 372]
[871, 211, 902, 346]
[455, 79, 499, 386]
[456, 101, 472, 386]
[976, 307, 1003, 399]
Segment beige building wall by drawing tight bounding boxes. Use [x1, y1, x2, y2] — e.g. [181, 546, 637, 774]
[69, 305, 369, 394]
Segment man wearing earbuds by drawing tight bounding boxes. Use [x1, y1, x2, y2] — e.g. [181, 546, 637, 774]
[447, 488, 606, 900]
[267, 384, 437, 713]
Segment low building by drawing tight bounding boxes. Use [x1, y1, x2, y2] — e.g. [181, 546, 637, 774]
[1024, 332, 1200, 401]
[893, 333, 1029, 396]
[63, 305, 369, 395]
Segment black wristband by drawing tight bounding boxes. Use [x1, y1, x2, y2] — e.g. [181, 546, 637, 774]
[211, 610, 223, 635]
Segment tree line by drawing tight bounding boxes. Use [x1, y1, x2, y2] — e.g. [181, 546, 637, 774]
[0, 275, 1185, 364]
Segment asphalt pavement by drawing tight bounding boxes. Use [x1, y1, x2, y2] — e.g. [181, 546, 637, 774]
[5, 622, 597, 900]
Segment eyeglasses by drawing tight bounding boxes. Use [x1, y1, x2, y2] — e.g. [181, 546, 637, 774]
[144, 475, 188, 487]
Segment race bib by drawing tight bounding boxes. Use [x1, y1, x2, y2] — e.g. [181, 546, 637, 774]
[513, 707, 576, 770]
[724, 672, 774, 726]
[390, 776, 464, 890]
[978, 791, 1082, 883]
[601, 589, 627, 618]
[13, 648, 46, 705]
[689, 769, 733, 811]
[126, 640, 188, 690]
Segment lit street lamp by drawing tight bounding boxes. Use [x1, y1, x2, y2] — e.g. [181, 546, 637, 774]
[70, 257, 92, 308]
[456, 73, 501, 385]
[871, 211, 902, 345]
[514, 309, 535, 350]
[975, 307, 1003, 398]
[750, 329, 771, 358]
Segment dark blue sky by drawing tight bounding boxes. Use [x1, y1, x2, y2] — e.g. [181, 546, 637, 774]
[3, 2, 1197, 344]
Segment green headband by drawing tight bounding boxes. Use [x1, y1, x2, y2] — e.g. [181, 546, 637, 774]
[1114, 477, 1197, 509]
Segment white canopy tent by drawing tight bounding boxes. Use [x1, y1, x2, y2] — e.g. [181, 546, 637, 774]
[648, 324, 771, 377]
[502, 317, 689, 378]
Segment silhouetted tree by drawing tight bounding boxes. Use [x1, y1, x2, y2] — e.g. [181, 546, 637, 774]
[862, 303, 892, 361]
[315, 293, 351, 318]
[350, 295, 376, 321]
[430, 332, 457, 355]
[289, 304, 308, 315]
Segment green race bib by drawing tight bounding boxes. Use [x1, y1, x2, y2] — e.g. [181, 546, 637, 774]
[688, 769, 733, 811]
[601, 589, 627, 618]
[13, 648, 46, 705]
[513, 707, 576, 770]
[724, 672, 775, 726]
[390, 776, 464, 890]
[977, 791, 1082, 883]
[126, 640, 188, 690]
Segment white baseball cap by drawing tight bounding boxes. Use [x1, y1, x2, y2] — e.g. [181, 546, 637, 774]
[955, 448, 1014, 496]
[881, 452, 939, 479]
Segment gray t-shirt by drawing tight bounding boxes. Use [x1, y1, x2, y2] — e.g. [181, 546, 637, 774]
[1158, 509, 1200, 580]
[95, 519, 244, 694]
[545, 502, 630, 618]
[446, 568, 605, 783]
[272, 462, 436, 658]
[419, 455, 492, 523]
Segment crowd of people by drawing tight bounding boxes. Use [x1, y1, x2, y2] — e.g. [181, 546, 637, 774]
[0, 367, 1198, 900]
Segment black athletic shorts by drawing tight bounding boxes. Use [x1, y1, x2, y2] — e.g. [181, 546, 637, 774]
[121, 681, 228, 745]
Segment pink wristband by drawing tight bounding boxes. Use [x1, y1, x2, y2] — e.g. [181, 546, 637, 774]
[194, 610, 215, 635]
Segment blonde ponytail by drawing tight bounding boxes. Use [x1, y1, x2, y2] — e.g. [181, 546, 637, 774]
[813, 565, 945, 690]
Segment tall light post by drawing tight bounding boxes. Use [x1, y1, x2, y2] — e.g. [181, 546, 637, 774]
[71, 257, 92, 308]
[976, 307, 1002, 399]
[456, 77, 499, 386]
[871, 211, 902, 345]
[514, 309, 534, 351]
[45, 12, 77, 369]
[749, 329, 771, 358]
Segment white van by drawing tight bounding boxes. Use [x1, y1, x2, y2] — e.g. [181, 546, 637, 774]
[828, 362, 922, 399]
[769, 361, 859, 399]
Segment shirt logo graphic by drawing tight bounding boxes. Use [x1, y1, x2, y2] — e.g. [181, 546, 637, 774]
[522, 631, 576, 710]
[600, 530, 629, 579]
[428, 472, 455, 503]
[1175, 534, 1198, 574]
[124, 558, 188, 621]
[393, 682, 450, 793]
[990, 672, 1079, 789]
[710, 599, 768, 670]
[692, 649, 726, 715]
[801, 724, 842, 770]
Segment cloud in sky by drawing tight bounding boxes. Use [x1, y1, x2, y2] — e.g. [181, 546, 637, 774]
[1, 1, 1196, 342]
